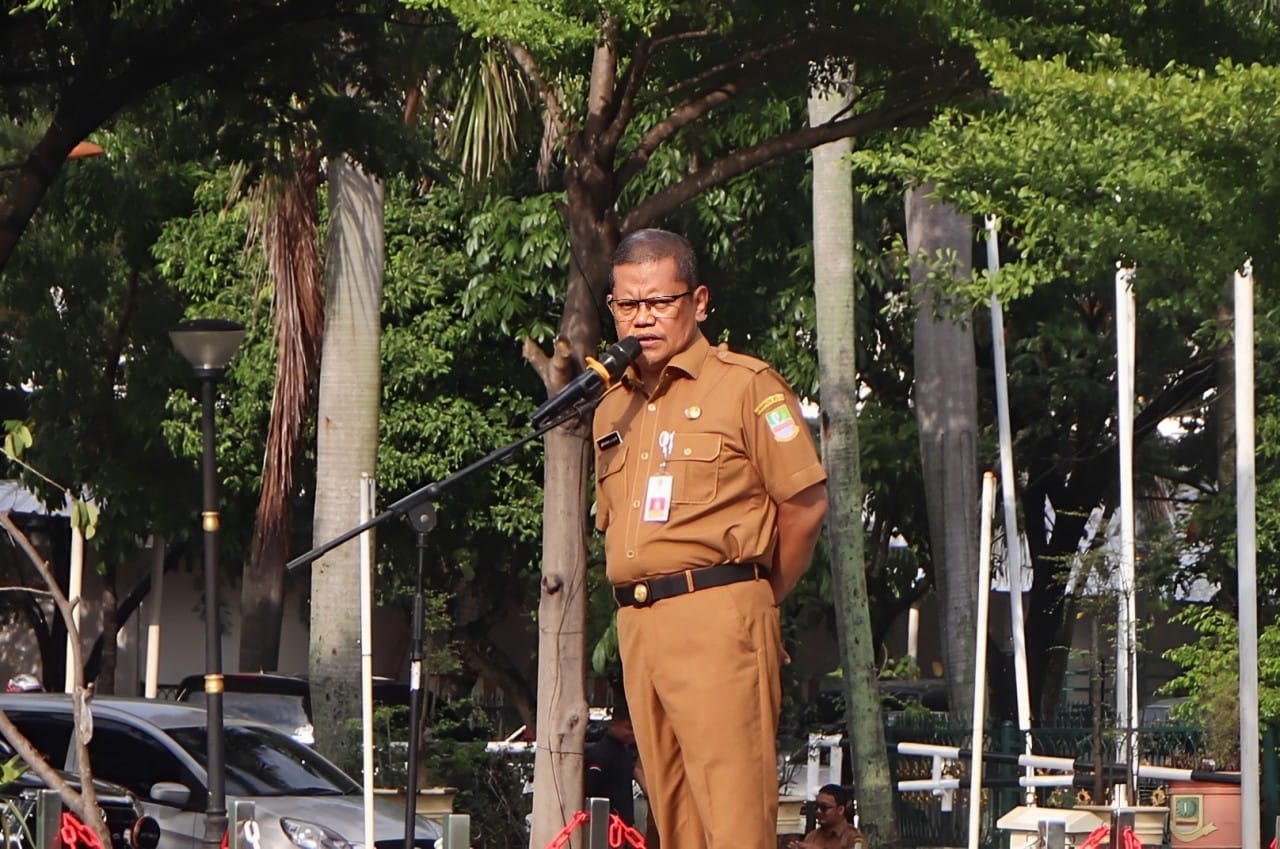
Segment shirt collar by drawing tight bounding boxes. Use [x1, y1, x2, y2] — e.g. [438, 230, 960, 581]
[622, 332, 709, 391]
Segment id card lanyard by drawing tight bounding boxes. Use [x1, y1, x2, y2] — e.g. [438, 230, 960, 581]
[642, 430, 675, 522]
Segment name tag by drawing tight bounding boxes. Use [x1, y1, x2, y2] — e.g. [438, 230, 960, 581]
[642, 474, 673, 522]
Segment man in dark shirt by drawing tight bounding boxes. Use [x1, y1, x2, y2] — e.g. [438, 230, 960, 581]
[584, 706, 647, 826]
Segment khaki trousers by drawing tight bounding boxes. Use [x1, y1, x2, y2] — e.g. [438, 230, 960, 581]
[618, 577, 781, 849]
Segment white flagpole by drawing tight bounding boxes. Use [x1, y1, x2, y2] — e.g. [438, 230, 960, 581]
[1114, 264, 1138, 806]
[1233, 262, 1260, 846]
[360, 474, 376, 849]
[968, 471, 997, 849]
[983, 216, 1034, 797]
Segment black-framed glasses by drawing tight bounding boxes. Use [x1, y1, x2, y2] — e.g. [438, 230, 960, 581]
[815, 802, 837, 812]
[606, 291, 692, 319]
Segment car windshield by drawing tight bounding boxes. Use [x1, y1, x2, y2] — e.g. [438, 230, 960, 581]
[167, 725, 360, 797]
[183, 692, 313, 743]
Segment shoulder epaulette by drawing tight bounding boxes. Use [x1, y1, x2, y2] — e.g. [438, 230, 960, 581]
[714, 342, 769, 374]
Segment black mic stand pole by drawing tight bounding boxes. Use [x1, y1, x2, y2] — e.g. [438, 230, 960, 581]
[284, 397, 605, 849]
[402, 503, 434, 849]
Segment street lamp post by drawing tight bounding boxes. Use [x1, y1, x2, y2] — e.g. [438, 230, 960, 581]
[170, 318, 246, 849]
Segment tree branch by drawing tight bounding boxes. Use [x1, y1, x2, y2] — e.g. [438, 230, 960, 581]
[504, 40, 571, 157]
[621, 85, 970, 232]
[0, 511, 107, 848]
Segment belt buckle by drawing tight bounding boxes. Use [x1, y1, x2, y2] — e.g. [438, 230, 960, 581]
[632, 581, 650, 605]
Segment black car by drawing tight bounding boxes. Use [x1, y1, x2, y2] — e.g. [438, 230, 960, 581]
[0, 735, 160, 849]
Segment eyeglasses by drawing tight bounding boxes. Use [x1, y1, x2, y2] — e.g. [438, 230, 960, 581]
[606, 291, 692, 319]
[815, 803, 837, 812]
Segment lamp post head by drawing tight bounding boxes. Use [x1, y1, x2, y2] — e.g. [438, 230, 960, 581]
[170, 319, 246, 378]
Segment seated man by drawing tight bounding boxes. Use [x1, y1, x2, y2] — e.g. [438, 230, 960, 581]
[787, 784, 864, 849]
[583, 705, 647, 826]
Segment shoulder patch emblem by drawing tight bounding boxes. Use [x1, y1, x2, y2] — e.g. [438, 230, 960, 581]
[764, 405, 799, 442]
[753, 393, 785, 415]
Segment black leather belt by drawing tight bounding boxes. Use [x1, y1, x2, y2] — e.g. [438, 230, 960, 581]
[613, 563, 770, 608]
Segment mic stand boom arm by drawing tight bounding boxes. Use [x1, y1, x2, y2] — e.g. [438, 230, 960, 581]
[284, 394, 604, 849]
[285, 397, 600, 574]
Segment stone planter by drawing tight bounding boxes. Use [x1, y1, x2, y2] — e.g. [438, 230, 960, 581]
[374, 787, 458, 827]
[776, 795, 805, 835]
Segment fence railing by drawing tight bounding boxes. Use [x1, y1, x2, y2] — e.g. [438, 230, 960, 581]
[881, 714, 1278, 848]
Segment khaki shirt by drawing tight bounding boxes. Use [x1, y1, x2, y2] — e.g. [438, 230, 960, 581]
[592, 334, 826, 585]
[800, 824, 865, 849]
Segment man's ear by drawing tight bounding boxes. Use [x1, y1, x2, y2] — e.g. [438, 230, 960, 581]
[693, 285, 710, 322]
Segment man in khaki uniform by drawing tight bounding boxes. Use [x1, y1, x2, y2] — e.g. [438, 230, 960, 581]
[592, 228, 828, 849]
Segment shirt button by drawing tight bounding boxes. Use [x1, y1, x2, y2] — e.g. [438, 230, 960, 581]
[626, 550, 636, 559]
[640, 452, 649, 460]
[647, 403, 657, 412]
[631, 500, 641, 509]
[683, 448, 692, 456]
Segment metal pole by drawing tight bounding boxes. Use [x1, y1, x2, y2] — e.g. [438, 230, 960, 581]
[360, 475, 376, 849]
[968, 472, 996, 849]
[200, 374, 227, 849]
[984, 216, 1034, 795]
[1235, 263, 1261, 849]
[587, 798, 610, 849]
[36, 788, 60, 849]
[1114, 266, 1138, 806]
[403, 504, 435, 849]
[442, 814, 470, 849]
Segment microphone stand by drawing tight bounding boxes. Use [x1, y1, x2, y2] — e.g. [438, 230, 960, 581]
[284, 398, 603, 849]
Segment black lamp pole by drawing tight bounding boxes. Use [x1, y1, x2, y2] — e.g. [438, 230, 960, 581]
[170, 318, 245, 849]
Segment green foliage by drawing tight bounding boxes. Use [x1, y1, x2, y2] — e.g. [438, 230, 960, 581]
[0, 95, 221, 564]
[0, 756, 27, 791]
[425, 740, 532, 849]
[1162, 605, 1280, 764]
[857, 43, 1280, 307]
[459, 193, 567, 341]
[2, 422, 31, 460]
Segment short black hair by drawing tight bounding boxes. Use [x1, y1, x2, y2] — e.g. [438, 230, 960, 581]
[610, 229, 700, 290]
[818, 784, 851, 807]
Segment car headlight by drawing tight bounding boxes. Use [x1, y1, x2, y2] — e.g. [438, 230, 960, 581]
[279, 818, 354, 849]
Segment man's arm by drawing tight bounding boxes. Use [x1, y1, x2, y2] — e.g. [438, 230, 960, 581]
[770, 481, 828, 603]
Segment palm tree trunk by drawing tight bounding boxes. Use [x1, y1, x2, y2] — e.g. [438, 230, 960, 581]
[810, 79, 897, 846]
[309, 154, 385, 767]
[906, 183, 980, 722]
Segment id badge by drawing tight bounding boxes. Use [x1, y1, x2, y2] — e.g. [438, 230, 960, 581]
[643, 474, 673, 522]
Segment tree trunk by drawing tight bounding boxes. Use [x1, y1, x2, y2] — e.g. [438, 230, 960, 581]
[97, 564, 118, 693]
[809, 81, 897, 846]
[530, 425, 592, 849]
[527, 141, 614, 846]
[308, 154, 384, 769]
[905, 183, 980, 722]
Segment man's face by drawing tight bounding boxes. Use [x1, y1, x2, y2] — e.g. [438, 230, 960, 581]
[609, 256, 708, 378]
[814, 793, 843, 829]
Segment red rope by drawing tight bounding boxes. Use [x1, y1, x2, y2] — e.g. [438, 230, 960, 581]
[544, 811, 590, 849]
[59, 812, 104, 849]
[1079, 824, 1109, 849]
[1077, 823, 1146, 849]
[541, 810, 647, 849]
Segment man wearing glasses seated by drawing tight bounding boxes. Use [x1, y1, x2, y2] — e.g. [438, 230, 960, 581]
[787, 784, 864, 849]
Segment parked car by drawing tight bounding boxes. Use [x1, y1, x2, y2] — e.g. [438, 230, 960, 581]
[0, 734, 160, 849]
[0, 694, 440, 849]
[174, 674, 412, 747]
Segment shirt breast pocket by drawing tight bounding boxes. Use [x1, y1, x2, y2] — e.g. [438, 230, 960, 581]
[596, 445, 629, 525]
[670, 433, 721, 505]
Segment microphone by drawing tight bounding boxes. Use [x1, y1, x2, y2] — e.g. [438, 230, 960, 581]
[532, 337, 641, 426]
